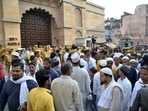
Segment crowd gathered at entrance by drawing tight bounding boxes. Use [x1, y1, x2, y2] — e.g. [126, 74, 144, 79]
[0, 44, 148, 111]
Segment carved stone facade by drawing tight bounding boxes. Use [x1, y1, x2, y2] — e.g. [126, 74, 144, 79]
[0, 0, 105, 48]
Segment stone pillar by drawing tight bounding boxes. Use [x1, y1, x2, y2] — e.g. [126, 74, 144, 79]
[63, 2, 75, 45]
[2, 0, 21, 48]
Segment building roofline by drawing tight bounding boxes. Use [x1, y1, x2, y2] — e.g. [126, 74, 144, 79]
[86, 1, 105, 10]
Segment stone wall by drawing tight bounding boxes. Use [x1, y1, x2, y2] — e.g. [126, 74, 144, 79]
[0, 0, 105, 47]
[1, 0, 21, 48]
[62, 1, 82, 45]
[86, 2, 105, 43]
[121, 4, 148, 37]
[0, 0, 4, 46]
[62, 0, 105, 45]
[53, 3, 65, 45]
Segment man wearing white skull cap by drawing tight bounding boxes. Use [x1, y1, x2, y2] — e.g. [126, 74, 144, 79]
[122, 56, 138, 89]
[112, 54, 122, 70]
[71, 52, 91, 111]
[97, 67, 124, 111]
[93, 60, 107, 110]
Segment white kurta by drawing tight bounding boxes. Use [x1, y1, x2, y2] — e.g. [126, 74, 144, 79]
[84, 57, 97, 71]
[98, 80, 124, 111]
[117, 77, 132, 111]
[90, 57, 97, 69]
[71, 66, 91, 111]
[63, 52, 69, 62]
[93, 72, 101, 105]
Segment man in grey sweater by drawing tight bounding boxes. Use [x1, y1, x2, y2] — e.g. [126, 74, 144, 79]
[131, 86, 148, 111]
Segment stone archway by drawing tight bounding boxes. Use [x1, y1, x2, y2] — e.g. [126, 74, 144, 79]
[20, 8, 52, 48]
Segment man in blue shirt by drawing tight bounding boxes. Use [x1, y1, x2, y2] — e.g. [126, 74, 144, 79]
[0, 59, 38, 111]
[43, 58, 59, 81]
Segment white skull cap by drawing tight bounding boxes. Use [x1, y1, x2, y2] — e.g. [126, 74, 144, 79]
[100, 67, 113, 76]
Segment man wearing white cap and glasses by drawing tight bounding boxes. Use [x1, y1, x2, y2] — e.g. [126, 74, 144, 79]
[71, 52, 91, 111]
[98, 67, 124, 111]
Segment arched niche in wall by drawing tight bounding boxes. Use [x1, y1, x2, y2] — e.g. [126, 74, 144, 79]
[75, 8, 82, 27]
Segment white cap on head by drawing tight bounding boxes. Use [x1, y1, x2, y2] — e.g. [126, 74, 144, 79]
[80, 53, 85, 57]
[130, 59, 137, 63]
[137, 53, 141, 56]
[106, 57, 113, 62]
[52, 56, 59, 64]
[71, 52, 80, 63]
[100, 60, 107, 67]
[100, 67, 113, 76]
[127, 53, 131, 57]
[11, 52, 20, 58]
[17, 48, 25, 51]
[142, 53, 148, 57]
[113, 54, 120, 59]
[122, 56, 129, 60]
[118, 53, 123, 57]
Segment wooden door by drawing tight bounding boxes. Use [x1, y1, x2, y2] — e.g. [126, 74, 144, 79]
[21, 8, 51, 48]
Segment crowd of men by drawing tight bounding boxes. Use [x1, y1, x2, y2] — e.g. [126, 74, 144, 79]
[0, 44, 148, 111]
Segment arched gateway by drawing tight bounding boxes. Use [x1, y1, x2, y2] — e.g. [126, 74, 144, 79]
[0, 0, 104, 48]
[21, 8, 52, 48]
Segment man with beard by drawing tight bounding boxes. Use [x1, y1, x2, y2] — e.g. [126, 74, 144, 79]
[43, 58, 59, 81]
[0, 59, 37, 111]
[29, 55, 43, 72]
[98, 67, 124, 111]
[26, 63, 36, 80]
